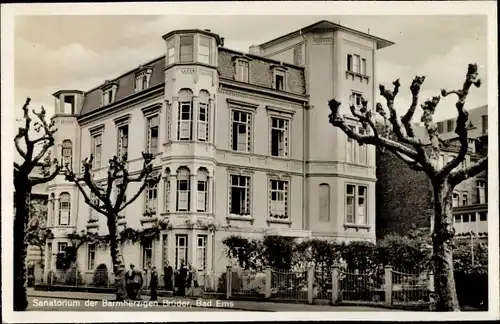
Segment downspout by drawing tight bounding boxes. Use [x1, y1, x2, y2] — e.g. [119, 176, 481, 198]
[300, 29, 308, 231]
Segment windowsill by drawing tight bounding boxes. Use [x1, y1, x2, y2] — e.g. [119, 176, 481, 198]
[227, 215, 254, 224]
[269, 154, 289, 160]
[228, 149, 253, 156]
[267, 218, 292, 227]
[53, 225, 74, 228]
[343, 223, 370, 231]
[164, 140, 215, 147]
[345, 71, 370, 83]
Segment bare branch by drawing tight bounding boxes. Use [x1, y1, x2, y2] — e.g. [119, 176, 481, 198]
[420, 96, 442, 155]
[401, 75, 426, 138]
[329, 99, 420, 159]
[348, 99, 379, 139]
[449, 156, 487, 187]
[118, 180, 150, 212]
[30, 165, 61, 186]
[14, 162, 21, 171]
[438, 64, 481, 178]
[14, 133, 27, 160]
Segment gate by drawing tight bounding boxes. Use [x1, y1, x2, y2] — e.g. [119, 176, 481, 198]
[338, 268, 385, 304]
[270, 269, 308, 301]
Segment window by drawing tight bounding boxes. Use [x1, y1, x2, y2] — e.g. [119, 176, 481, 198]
[347, 54, 352, 71]
[455, 215, 462, 223]
[463, 214, 469, 223]
[481, 115, 487, 134]
[197, 170, 208, 212]
[437, 122, 445, 133]
[175, 235, 188, 270]
[462, 193, 468, 206]
[229, 175, 250, 215]
[479, 212, 487, 221]
[361, 58, 367, 75]
[178, 101, 193, 140]
[470, 213, 476, 222]
[346, 126, 355, 163]
[274, 71, 285, 91]
[319, 184, 330, 222]
[269, 179, 288, 219]
[198, 36, 211, 64]
[146, 115, 159, 154]
[89, 192, 99, 222]
[103, 90, 113, 106]
[135, 73, 150, 92]
[236, 60, 249, 82]
[144, 182, 158, 214]
[352, 55, 361, 73]
[270, 117, 289, 157]
[167, 39, 176, 65]
[351, 92, 363, 110]
[142, 240, 153, 268]
[358, 129, 367, 164]
[197, 100, 209, 142]
[164, 171, 171, 213]
[87, 243, 96, 270]
[446, 120, 455, 133]
[476, 180, 486, 204]
[117, 124, 129, 159]
[91, 134, 102, 169]
[58, 242, 68, 254]
[61, 139, 72, 167]
[231, 110, 252, 152]
[345, 184, 367, 225]
[59, 193, 71, 225]
[196, 235, 207, 271]
[452, 193, 459, 207]
[179, 35, 194, 62]
[176, 168, 190, 212]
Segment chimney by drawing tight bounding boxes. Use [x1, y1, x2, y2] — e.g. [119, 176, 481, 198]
[204, 29, 211, 32]
[249, 45, 261, 56]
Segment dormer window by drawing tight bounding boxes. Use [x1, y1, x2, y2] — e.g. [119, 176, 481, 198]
[135, 68, 153, 93]
[234, 58, 250, 83]
[101, 81, 118, 106]
[198, 36, 211, 64]
[180, 35, 194, 63]
[272, 65, 287, 91]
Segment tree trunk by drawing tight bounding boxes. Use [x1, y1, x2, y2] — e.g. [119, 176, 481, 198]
[432, 180, 460, 311]
[13, 179, 31, 311]
[107, 214, 127, 300]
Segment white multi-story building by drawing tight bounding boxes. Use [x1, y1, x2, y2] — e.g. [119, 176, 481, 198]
[43, 20, 394, 281]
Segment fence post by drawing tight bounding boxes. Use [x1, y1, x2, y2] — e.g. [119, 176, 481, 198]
[331, 265, 339, 304]
[307, 265, 314, 304]
[226, 266, 232, 300]
[428, 271, 435, 311]
[264, 267, 272, 298]
[384, 265, 393, 306]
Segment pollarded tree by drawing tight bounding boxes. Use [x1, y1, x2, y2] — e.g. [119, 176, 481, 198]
[14, 98, 61, 311]
[65, 153, 160, 300]
[328, 64, 487, 311]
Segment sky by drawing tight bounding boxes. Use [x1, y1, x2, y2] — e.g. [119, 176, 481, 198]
[14, 14, 488, 123]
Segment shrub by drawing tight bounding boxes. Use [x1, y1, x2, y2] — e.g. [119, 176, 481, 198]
[222, 236, 264, 271]
[92, 263, 109, 287]
[340, 241, 377, 272]
[262, 236, 295, 270]
[64, 265, 83, 285]
[376, 232, 431, 272]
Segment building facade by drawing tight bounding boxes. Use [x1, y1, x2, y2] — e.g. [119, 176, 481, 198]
[42, 21, 394, 280]
[376, 106, 489, 238]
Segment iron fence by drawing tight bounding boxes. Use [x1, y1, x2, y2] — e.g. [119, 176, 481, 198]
[391, 269, 430, 305]
[230, 268, 266, 297]
[338, 269, 385, 303]
[314, 269, 332, 299]
[270, 269, 308, 300]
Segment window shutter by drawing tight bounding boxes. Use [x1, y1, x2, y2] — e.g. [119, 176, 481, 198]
[179, 191, 188, 211]
[180, 121, 190, 139]
[197, 190, 206, 212]
[198, 121, 207, 141]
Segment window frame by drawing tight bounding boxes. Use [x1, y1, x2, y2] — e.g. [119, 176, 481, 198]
[345, 183, 368, 225]
[142, 239, 153, 268]
[229, 174, 251, 216]
[235, 58, 250, 83]
[196, 235, 207, 271]
[145, 114, 160, 154]
[269, 116, 290, 158]
[197, 100, 209, 142]
[61, 139, 73, 168]
[176, 168, 191, 212]
[91, 131, 103, 169]
[175, 234, 188, 270]
[166, 38, 176, 65]
[268, 178, 289, 220]
[230, 109, 253, 153]
[179, 35, 194, 63]
[178, 100, 193, 141]
[198, 36, 211, 64]
[87, 243, 96, 271]
[144, 182, 158, 215]
[196, 170, 208, 213]
[59, 192, 71, 226]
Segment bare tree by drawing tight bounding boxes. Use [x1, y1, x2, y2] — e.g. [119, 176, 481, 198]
[328, 64, 486, 311]
[65, 153, 160, 300]
[14, 98, 61, 311]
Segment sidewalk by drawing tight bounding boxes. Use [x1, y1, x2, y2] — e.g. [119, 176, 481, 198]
[28, 288, 403, 312]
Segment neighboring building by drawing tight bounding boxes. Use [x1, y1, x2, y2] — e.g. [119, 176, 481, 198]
[376, 106, 489, 238]
[42, 20, 395, 280]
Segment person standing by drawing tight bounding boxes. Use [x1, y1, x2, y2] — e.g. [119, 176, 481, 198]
[177, 259, 188, 297]
[150, 266, 158, 301]
[133, 265, 144, 300]
[163, 261, 173, 291]
[126, 264, 137, 300]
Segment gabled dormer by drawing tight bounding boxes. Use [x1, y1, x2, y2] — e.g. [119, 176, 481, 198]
[52, 90, 84, 116]
[101, 80, 119, 106]
[232, 55, 252, 83]
[134, 65, 153, 93]
[271, 64, 288, 91]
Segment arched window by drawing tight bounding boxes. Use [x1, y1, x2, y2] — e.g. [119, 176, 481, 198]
[197, 168, 209, 212]
[177, 89, 193, 141]
[197, 91, 210, 142]
[176, 167, 191, 212]
[59, 192, 71, 225]
[319, 184, 330, 222]
[61, 140, 72, 167]
[163, 168, 171, 213]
